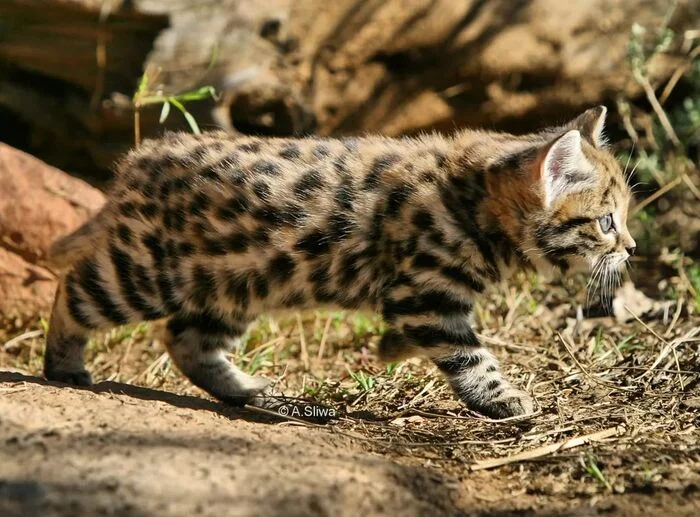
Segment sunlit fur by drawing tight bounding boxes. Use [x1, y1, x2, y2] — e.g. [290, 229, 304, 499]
[43, 106, 635, 420]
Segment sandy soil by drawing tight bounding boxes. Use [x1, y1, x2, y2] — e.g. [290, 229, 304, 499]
[1, 369, 698, 517]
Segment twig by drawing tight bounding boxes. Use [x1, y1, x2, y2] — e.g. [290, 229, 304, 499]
[3, 330, 43, 351]
[633, 176, 683, 214]
[682, 173, 700, 202]
[624, 304, 669, 346]
[317, 316, 332, 361]
[659, 45, 700, 104]
[635, 72, 681, 147]
[557, 333, 635, 392]
[470, 425, 626, 471]
[634, 327, 700, 381]
[296, 312, 310, 370]
[663, 297, 684, 337]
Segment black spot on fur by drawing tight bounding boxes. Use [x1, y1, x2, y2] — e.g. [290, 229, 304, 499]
[225, 273, 249, 308]
[279, 144, 301, 160]
[252, 180, 272, 200]
[252, 160, 280, 176]
[238, 141, 261, 153]
[189, 193, 210, 216]
[334, 178, 355, 210]
[328, 213, 355, 241]
[363, 153, 400, 191]
[159, 180, 172, 200]
[420, 171, 437, 183]
[163, 206, 186, 232]
[253, 227, 271, 245]
[412, 253, 439, 269]
[313, 144, 330, 158]
[116, 224, 133, 245]
[217, 195, 250, 221]
[226, 233, 250, 253]
[179, 242, 195, 256]
[142, 233, 165, 266]
[280, 202, 308, 226]
[268, 253, 296, 282]
[433, 152, 446, 168]
[142, 182, 156, 198]
[333, 154, 349, 175]
[119, 201, 137, 218]
[252, 205, 284, 228]
[172, 178, 188, 192]
[294, 169, 324, 200]
[203, 238, 227, 256]
[295, 231, 330, 256]
[386, 183, 414, 217]
[139, 203, 159, 220]
[412, 210, 434, 230]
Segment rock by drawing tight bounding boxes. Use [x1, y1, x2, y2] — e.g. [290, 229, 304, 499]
[0, 247, 56, 323]
[0, 144, 105, 319]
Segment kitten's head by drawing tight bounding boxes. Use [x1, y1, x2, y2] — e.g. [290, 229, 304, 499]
[523, 106, 635, 283]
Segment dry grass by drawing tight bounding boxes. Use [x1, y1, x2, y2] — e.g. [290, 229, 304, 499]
[2, 258, 698, 506]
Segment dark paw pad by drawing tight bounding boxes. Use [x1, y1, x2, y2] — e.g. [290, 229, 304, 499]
[45, 369, 93, 386]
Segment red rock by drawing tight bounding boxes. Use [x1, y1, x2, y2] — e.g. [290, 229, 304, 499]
[0, 144, 105, 318]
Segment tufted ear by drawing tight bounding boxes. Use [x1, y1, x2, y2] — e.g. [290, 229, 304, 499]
[569, 105, 607, 147]
[540, 129, 596, 208]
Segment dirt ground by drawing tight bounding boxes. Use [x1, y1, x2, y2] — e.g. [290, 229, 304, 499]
[1, 270, 699, 516]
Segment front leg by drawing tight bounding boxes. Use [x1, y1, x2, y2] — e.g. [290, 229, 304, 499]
[432, 345, 534, 419]
[381, 288, 534, 418]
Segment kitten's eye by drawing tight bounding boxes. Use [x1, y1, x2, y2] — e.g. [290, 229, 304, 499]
[598, 213, 614, 233]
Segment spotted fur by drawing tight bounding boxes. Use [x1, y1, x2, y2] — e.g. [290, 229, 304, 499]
[44, 106, 635, 419]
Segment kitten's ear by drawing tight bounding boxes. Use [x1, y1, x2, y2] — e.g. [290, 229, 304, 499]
[569, 105, 607, 147]
[539, 129, 595, 207]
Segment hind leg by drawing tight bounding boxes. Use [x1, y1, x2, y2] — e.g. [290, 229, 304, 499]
[44, 288, 92, 386]
[44, 272, 101, 386]
[45, 251, 163, 386]
[164, 312, 270, 405]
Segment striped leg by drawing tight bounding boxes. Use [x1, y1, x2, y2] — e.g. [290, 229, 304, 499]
[164, 312, 270, 405]
[433, 347, 534, 419]
[45, 249, 167, 385]
[381, 285, 533, 419]
[44, 279, 93, 385]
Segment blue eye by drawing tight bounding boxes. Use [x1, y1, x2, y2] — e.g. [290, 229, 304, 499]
[598, 214, 614, 233]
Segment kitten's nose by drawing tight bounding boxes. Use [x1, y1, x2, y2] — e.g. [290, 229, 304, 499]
[626, 246, 636, 256]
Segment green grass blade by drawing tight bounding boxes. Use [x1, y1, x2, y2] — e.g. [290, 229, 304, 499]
[159, 101, 171, 124]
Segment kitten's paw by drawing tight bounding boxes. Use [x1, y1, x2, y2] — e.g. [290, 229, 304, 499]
[44, 368, 93, 387]
[474, 388, 535, 420]
[219, 377, 272, 407]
